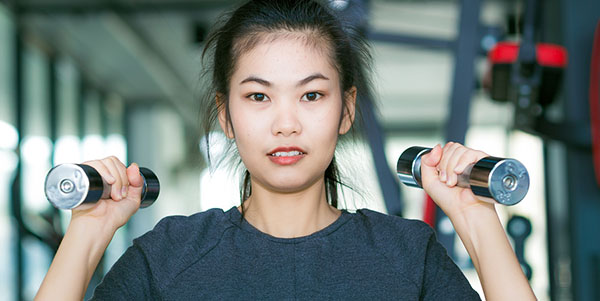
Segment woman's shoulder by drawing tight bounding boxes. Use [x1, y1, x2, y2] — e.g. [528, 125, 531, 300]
[352, 208, 434, 239]
[347, 209, 479, 300]
[132, 207, 236, 261]
[347, 208, 437, 256]
[96, 208, 237, 295]
[144, 207, 232, 238]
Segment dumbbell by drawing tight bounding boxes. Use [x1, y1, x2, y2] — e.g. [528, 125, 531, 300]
[44, 163, 160, 210]
[396, 146, 529, 205]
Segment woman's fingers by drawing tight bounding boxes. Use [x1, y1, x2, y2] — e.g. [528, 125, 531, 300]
[454, 150, 482, 173]
[82, 159, 120, 199]
[82, 156, 131, 201]
[421, 143, 493, 216]
[82, 160, 116, 185]
[72, 157, 144, 232]
[424, 142, 489, 188]
[100, 157, 125, 201]
[108, 156, 129, 199]
[439, 142, 460, 183]
[445, 146, 468, 186]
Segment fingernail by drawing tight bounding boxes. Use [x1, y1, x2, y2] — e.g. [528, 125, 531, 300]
[440, 171, 446, 182]
[121, 187, 128, 198]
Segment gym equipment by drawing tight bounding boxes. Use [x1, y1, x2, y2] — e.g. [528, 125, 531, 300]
[487, 41, 568, 133]
[507, 215, 533, 280]
[44, 164, 160, 210]
[484, 0, 569, 137]
[396, 146, 529, 205]
[488, 41, 568, 106]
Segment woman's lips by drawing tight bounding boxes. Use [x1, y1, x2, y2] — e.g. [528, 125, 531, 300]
[267, 147, 306, 165]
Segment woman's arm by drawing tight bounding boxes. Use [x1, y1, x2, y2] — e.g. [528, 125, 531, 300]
[35, 158, 144, 301]
[35, 217, 117, 300]
[421, 143, 536, 300]
[450, 202, 533, 300]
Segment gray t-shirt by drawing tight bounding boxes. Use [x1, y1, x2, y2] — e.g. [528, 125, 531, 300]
[91, 207, 480, 300]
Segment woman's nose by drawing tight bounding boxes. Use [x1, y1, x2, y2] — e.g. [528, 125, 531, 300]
[271, 101, 302, 136]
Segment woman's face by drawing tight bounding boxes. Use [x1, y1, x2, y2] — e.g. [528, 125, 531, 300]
[220, 35, 355, 194]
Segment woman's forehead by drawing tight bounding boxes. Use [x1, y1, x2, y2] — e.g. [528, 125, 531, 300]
[232, 34, 340, 85]
[235, 29, 332, 56]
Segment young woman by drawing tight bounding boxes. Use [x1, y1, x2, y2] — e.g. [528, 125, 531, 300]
[36, 0, 536, 299]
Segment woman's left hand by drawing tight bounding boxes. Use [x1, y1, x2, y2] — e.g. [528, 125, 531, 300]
[421, 142, 536, 300]
[420, 142, 492, 218]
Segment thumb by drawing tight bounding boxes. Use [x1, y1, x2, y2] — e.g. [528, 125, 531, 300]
[422, 144, 442, 168]
[127, 163, 144, 187]
[420, 144, 442, 188]
[126, 163, 144, 200]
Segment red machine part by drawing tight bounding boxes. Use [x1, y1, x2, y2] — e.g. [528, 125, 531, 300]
[486, 41, 568, 104]
[423, 194, 436, 227]
[488, 41, 568, 67]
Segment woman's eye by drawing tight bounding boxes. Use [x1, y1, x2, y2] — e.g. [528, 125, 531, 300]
[301, 92, 322, 102]
[248, 93, 269, 102]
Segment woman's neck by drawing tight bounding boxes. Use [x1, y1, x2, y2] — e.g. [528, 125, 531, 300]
[240, 178, 341, 238]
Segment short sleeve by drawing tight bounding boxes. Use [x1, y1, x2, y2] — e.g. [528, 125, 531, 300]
[420, 232, 481, 300]
[90, 244, 159, 300]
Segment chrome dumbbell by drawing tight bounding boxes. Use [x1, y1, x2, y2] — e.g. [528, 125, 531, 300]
[44, 163, 160, 210]
[396, 146, 529, 205]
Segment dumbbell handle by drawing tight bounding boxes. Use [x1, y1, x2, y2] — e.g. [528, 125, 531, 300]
[396, 146, 529, 205]
[44, 163, 160, 210]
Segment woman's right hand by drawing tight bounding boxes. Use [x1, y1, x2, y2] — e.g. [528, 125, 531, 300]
[72, 156, 145, 231]
[36, 156, 145, 300]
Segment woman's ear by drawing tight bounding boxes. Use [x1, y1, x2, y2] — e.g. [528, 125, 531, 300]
[339, 86, 357, 135]
[216, 93, 235, 139]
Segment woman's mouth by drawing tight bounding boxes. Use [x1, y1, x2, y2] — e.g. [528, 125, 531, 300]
[267, 147, 306, 165]
[270, 150, 303, 157]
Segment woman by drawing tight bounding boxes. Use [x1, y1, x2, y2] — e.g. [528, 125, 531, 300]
[36, 0, 535, 299]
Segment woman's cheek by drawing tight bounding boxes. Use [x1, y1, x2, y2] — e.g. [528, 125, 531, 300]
[310, 118, 339, 158]
[319, 107, 342, 137]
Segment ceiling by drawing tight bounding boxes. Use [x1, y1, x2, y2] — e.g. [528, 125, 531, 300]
[9, 0, 513, 133]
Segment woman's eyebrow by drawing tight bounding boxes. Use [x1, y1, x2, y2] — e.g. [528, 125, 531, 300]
[239, 73, 329, 87]
[297, 73, 329, 87]
[240, 76, 271, 86]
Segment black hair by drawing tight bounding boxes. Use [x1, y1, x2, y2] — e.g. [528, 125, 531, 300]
[200, 0, 373, 213]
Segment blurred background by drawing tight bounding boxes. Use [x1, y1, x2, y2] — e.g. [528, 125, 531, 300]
[0, 0, 598, 300]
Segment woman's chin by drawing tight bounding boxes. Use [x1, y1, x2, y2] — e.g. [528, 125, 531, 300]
[260, 177, 323, 194]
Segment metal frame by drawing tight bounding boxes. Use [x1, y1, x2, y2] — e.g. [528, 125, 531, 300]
[435, 0, 482, 261]
[359, 96, 404, 216]
[369, 0, 483, 259]
[557, 1, 600, 299]
[11, 22, 24, 301]
[334, 0, 404, 216]
[518, 0, 600, 298]
[367, 31, 454, 50]
[11, 1, 204, 139]
[11, 28, 64, 301]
